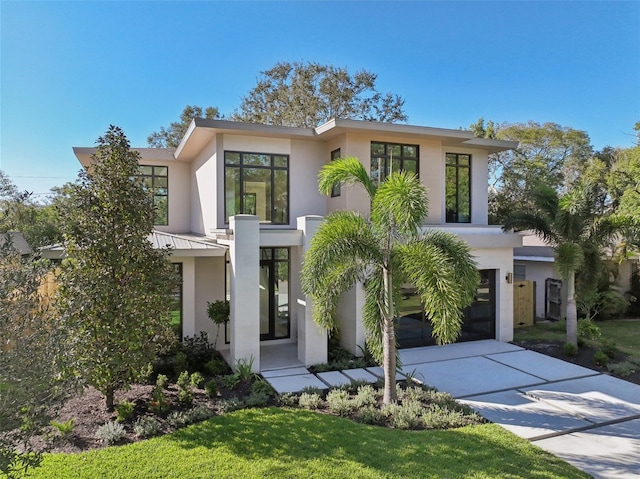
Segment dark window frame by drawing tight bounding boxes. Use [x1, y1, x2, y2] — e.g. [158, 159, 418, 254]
[445, 153, 471, 224]
[224, 151, 289, 225]
[330, 148, 341, 197]
[139, 164, 169, 226]
[370, 141, 420, 185]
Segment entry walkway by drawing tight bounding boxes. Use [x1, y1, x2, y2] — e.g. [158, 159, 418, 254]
[262, 340, 640, 479]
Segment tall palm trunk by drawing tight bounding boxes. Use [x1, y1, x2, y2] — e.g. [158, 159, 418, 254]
[382, 266, 397, 404]
[566, 271, 578, 347]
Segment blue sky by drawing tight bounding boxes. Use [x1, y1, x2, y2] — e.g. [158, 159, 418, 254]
[1, 1, 639, 198]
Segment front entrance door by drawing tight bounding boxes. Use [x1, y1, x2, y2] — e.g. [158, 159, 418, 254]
[259, 248, 290, 340]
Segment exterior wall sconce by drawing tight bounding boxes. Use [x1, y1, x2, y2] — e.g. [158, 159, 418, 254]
[506, 272, 513, 284]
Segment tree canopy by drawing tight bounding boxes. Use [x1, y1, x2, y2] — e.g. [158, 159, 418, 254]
[231, 61, 407, 127]
[148, 105, 221, 148]
[56, 125, 178, 409]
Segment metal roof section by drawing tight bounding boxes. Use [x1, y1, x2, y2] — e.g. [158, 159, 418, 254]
[40, 231, 228, 259]
[150, 231, 227, 256]
[0, 232, 32, 255]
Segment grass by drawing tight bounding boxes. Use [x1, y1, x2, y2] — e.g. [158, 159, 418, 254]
[20, 408, 588, 479]
[514, 319, 640, 362]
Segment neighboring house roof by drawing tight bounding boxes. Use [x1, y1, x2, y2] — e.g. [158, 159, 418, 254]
[513, 245, 556, 262]
[0, 232, 32, 255]
[41, 231, 228, 259]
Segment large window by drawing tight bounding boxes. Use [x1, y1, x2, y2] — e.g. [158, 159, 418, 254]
[445, 153, 471, 223]
[370, 142, 419, 185]
[140, 165, 168, 225]
[224, 152, 289, 224]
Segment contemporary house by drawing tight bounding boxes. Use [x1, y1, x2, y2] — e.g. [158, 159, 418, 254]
[71, 118, 522, 371]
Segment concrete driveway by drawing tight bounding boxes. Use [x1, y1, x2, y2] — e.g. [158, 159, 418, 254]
[399, 340, 640, 479]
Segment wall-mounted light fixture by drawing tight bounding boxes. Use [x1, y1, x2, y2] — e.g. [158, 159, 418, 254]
[506, 272, 513, 284]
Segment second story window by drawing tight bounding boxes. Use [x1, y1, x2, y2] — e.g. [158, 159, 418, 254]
[370, 142, 419, 186]
[445, 153, 471, 223]
[224, 151, 289, 224]
[140, 165, 168, 226]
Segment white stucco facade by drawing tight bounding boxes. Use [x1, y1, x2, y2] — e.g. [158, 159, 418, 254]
[73, 118, 522, 370]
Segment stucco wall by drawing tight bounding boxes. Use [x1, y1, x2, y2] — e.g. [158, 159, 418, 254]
[190, 137, 218, 235]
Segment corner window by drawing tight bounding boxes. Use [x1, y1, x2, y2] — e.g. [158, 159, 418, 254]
[445, 153, 471, 223]
[370, 142, 419, 186]
[140, 165, 168, 225]
[224, 151, 289, 224]
[330, 148, 341, 197]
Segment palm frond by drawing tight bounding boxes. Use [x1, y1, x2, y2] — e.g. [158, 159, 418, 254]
[502, 212, 557, 245]
[317, 156, 376, 199]
[371, 170, 428, 239]
[555, 242, 583, 280]
[301, 211, 381, 331]
[532, 185, 559, 219]
[398, 233, 479, 345]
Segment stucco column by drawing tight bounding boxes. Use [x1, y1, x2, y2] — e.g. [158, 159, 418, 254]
[297, 215, 328, 366]
[229, 215, 260, 372]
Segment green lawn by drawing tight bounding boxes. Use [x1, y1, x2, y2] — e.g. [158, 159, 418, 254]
[22, 408, 587, 479]
[514, 319, 640, 362]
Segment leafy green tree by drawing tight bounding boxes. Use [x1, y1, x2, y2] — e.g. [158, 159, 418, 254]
[0, 171, 63, 248]
[470, 120, 593, 224]
[0, 239, 73, 478]
[148, 104, 220, 147]
[56, 125, 178, 409]
[232, 61, 408, 127]
[503, 183, 618, 346]
[301, 157, 478, 404]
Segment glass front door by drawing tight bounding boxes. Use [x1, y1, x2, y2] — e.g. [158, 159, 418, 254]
[259, 248, 290, 341]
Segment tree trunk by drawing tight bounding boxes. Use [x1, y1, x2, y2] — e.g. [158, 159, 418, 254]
[566, 271, 578, 347]
[106, 387, 114, 411]
[382, 267, 397, 405]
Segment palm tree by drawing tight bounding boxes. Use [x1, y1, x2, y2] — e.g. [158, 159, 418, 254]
[503, 183, 617, 346]
[301, 157, 479, 404]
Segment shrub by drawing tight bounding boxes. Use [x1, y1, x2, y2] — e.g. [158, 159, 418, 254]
[421, 404, 484, 429]
[577, 319, 602, 341]
[138, 363, 154, 384]
[252, 379, 276, 397]
[219, 374, 240, 389]
[564, 343, 578, 357]
[298, 393, 322, 410]
[593, 351, 610, 366]
[177, 371, 194, 405]
[185, 405, 213, 423]
[278, 393, 299, 407]
[204, 379, 218, 398]
[156, 374, 169, 390]
[114, 400, 135, 423]
[234, 357, 256, 381]
[95, 422, 126, 445]
[133, 416, 160, 438]
[173, 352, 189, 377]
[216, 397, 245, 414]
[166, 411, 190, 429]
[245, 391, 270, 408]
[600, 338, 617, 359]
[204, 358, 229, 376]
[50, 418, 75, 439]
[182, 332, 217, 372]
[190, 371, 205, 388]
[384, 400, 423, 429]
[300, 385, 322, 395]
[355, 406, 386, 426]
[607, 360, 639, 377]
[326, 389, 355, 416]
[353, 385, 377, 408]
